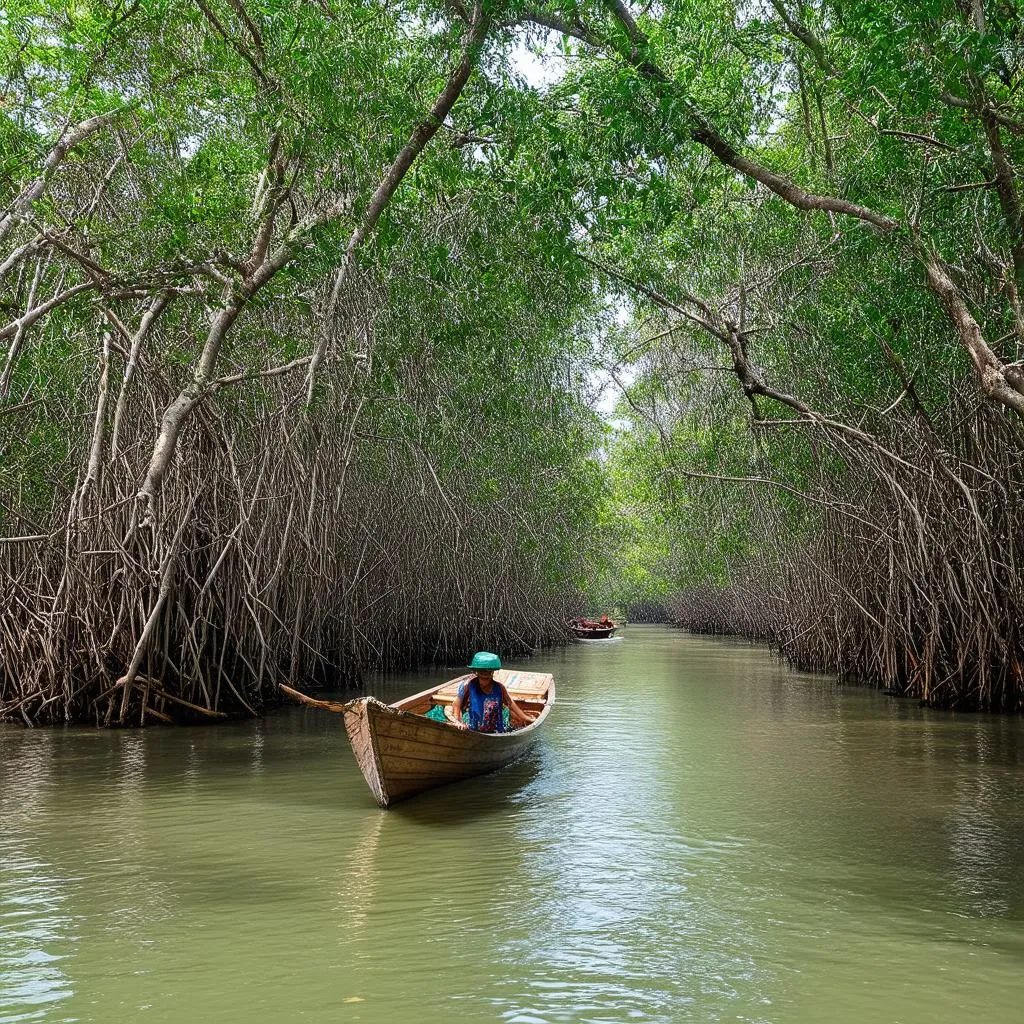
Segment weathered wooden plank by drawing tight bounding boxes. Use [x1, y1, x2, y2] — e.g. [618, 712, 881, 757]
[372, 748, 515, 773]
[341, 673, 555, 807]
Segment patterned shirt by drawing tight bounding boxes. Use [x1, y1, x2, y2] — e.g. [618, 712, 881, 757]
[458, 677, 505, 733]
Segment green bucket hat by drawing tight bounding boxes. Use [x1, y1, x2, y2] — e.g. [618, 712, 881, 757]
[469, 651, 502, 671]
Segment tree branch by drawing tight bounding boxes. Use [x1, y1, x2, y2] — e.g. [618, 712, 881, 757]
[304, 3, 492, 404]
[527, 4, 898, 231]
[0, 107, 132, 246]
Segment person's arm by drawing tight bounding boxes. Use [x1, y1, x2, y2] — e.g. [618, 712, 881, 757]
[501, 685, 536, 728]
[446, 686, 469, 730]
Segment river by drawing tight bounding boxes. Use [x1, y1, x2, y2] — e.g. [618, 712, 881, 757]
[2, 626, 1023, 1023]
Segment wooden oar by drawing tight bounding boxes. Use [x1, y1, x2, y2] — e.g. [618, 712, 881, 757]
[279, 683, 351, 714]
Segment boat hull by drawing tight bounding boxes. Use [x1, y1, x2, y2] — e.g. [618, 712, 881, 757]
[342, 674, 554, 807]
[570, 626, 616, 639]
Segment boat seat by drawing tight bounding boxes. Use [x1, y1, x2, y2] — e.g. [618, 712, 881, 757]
[431, 670, 552, 706]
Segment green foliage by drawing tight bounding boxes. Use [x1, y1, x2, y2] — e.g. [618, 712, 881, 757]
[2, 0, 1022, 646]
[536, 0, 1024, 608]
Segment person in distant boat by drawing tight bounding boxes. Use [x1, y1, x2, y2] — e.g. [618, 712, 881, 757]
[447, 652, 536, 733]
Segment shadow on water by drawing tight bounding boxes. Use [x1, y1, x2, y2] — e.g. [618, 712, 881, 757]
[388, 747, 544, 827]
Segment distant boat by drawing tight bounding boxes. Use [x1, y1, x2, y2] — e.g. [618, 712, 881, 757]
[340, 670, 555, 808]
[568, 617, 617, 639]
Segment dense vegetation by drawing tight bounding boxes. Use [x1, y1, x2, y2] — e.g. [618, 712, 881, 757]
[588, 1, 1024, 710]
[2, 1, 1022, 722]
[0, 0, 611, 724]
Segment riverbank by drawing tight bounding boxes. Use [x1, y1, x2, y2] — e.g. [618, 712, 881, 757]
[0, 614, 579, 728]
[664, 580, 1024, 713]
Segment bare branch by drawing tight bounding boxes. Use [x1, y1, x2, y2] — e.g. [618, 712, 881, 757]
[304, 3, 492, 404]
[0, 107, 131, 245]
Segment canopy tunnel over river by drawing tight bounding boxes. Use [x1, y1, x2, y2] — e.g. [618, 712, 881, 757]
[3, 3, 1024, 1019]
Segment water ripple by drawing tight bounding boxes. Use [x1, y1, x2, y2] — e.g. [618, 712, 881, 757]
[1, 627, 1023, 1022]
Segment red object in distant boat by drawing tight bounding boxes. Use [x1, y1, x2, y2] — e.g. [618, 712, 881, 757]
[568, 617, 617, 639]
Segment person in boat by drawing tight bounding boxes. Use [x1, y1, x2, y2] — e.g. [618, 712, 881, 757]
[447, 652, 535, 733]
[570, 615, 612, 630]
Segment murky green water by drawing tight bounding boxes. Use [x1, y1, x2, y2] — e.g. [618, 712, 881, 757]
[2, 626, 1024, 1023]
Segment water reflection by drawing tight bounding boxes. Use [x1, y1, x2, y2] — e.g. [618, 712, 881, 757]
[948, 731, 1014, 919]
[335, 812, 384, 929]
[0, 854, 76, 1024]
[0, 735, 76, 1023]
[390, 750, 545, 829]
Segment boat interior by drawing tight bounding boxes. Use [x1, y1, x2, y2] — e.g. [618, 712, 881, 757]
[392, 669, 552, 722]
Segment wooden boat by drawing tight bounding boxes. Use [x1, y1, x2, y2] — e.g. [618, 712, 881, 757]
[568, 619, 617, 639]
[341, 669, 554, 808]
